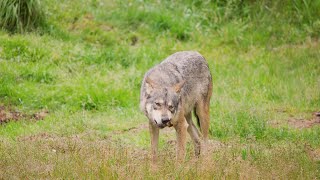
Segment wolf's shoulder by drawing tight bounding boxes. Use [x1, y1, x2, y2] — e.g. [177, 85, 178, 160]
[161, 51, 205, 64]
[142, 51, 210, 85]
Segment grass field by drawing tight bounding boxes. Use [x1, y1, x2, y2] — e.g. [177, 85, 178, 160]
[0, 0, 320, 179]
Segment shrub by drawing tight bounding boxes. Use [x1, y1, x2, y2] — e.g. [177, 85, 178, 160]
[0, 0, 45, 33]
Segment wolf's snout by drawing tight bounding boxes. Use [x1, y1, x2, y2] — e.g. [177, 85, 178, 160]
[161, 117, 170, 124]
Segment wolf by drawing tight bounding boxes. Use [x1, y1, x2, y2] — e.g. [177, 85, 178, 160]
[140, 51, 213, 162]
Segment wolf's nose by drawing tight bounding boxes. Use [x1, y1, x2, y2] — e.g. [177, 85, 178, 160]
[161, 118, 170, 124]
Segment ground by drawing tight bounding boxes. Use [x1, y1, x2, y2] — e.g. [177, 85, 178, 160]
[0, 0, 320, 179]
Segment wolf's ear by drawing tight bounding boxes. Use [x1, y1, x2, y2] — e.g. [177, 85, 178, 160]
[173, 80, 186, 93]
[145, 77, 158, 94]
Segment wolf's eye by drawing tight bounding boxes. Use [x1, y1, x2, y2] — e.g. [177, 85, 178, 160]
[168, 105, 174, 111]
[155, 102, 161, 107]
[153, 102, 161, 110]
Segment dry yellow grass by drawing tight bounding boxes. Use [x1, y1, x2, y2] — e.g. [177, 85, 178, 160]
[1, 130, 318, 179]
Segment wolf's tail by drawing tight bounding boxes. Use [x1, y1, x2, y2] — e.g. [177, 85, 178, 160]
[194, 108, 200, 127]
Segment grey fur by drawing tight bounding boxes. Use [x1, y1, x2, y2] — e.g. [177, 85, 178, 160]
[140, 51, 213, 161]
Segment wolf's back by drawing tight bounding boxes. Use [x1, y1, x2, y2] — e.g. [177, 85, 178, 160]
[161, 51, 211, 83]
[140, 51, 212, 112]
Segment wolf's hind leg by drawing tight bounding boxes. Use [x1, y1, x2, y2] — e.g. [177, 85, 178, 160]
[195, 99, 210, 149]
[186, 112, 201, 156]
[196, 81, 212, 145]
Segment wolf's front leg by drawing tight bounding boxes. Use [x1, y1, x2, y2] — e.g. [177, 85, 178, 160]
[174, 117, 188, 162]
[149, 122, 159, 163]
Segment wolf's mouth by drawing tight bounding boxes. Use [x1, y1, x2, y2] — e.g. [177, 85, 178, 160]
[154, 120, 172, 128]
[154, 120, 165, 128]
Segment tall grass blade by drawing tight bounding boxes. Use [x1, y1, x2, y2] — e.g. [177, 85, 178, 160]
[0, 0, 45, 33]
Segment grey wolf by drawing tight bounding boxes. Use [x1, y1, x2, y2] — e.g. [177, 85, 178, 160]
[140, 51, 213, 161]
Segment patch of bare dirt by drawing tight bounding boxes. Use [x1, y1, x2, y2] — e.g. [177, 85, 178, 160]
[305, 144, 320, 162]
[288, 112, 320, 129]
[33, 110, 49, 120]
[268, 112, 320, 129]
[0, 106, 25, 124]
[0, 105, 48, 124]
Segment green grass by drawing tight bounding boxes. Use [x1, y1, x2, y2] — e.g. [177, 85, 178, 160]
[0, 0, 45, 33]
[0, 0, 320, 178]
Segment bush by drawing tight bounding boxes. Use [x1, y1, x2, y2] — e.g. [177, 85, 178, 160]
[0, 0, 45, 33]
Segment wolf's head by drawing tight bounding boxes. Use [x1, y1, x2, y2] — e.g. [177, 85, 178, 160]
[144, 77, 185, 128]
